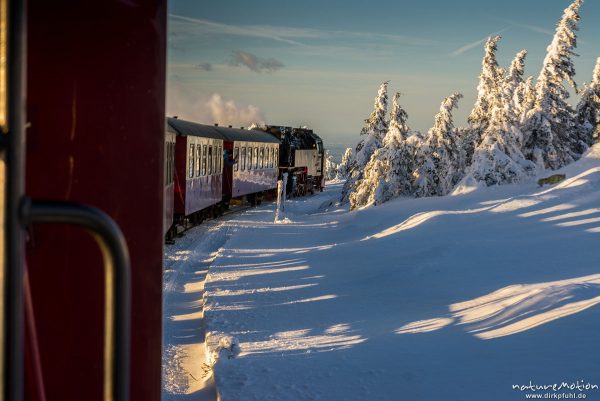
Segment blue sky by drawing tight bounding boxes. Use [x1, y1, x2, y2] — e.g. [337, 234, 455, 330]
[167, 0, 600, 147]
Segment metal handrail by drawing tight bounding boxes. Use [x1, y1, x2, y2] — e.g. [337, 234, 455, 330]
[20, 199, 130, 401]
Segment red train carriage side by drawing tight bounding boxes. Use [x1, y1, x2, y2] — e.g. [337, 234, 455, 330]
[164, 125, 176, 237]
[169, 118, 224, 223]
[214, 126, 280, 205]
[21, 1, 167, 401]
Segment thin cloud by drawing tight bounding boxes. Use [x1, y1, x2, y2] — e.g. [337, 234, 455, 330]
[196, 62, 213, 71]
[450, 27, 510, 57]
[169, 14, 307, 46]
[497, 19, 553, 36]
[169, 63, 213, 71]
[169, 14, 439, 48]
[230, 51, 284, 73]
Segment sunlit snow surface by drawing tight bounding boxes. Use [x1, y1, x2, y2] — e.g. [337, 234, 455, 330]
[194, 144, 600, 401]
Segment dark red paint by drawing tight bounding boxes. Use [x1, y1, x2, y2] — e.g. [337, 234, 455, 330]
[25, 2, 167, 401]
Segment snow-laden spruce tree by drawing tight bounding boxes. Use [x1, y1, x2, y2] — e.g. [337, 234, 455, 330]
[515, 76, 536, 124]
[522, 0, 586, 170]
[324, 150, 339, 181]
[413, 93, 464, 197]
[341, 81, 389, 202]
[349, 157, 388, 209]
[576, 57, 600, 143]
[336, 147, 354, 180]
[464, 36, 505, 163]
[462, 50, 537, 186]
[355, 81, 389, 166]
[350, 92, 415, 209]
[505, 50, 528, 127]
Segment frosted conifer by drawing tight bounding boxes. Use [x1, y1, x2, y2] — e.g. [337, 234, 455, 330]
[464, 36, 505, 164]
[413, 93, 464, 197]
[462, 50, 537, 186]
[505, 50, 528, 128]
[324, 150, 339, 181]
[336, 147, 354, 180]
[350, 93, 416, 209]
[576, 57, 600, 143]
[523, 0, 586, 170]
[341, 81, 389, 202]
[516, 76, 536, 124]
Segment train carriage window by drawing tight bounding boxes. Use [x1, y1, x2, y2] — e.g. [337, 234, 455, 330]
[259, 147, 264, 169]
[241, 146, 246, 171]
[233, 146, 239, 172]
[202, 144, 207, 176]
[189, 144, 195, 178]
[196, 143, 201, 176]
[266, 147, 270, 168]
[214, 144, 218, 174]
[208, 145, 213, 175]
[213, 144, 218, 174]
[218, 145, 222, 173]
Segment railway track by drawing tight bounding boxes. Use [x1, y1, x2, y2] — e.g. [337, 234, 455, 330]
[167, 203, 261, 244]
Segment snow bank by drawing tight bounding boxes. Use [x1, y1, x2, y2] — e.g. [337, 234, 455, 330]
[203, 146, 600, 400]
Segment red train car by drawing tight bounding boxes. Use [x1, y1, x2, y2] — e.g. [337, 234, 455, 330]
[169, 118, 224, 223]
[217, 126, 280, 204]
[1, 1, 167, 401]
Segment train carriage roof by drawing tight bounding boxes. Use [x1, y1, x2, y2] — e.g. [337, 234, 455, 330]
[167, 117, 281, 144]
[214, 126, 280, 144]
[167, 117, 223, 140]
[166, 120, 178, 134]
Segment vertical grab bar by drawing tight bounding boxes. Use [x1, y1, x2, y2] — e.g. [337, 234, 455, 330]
[20, 199, 130, 401]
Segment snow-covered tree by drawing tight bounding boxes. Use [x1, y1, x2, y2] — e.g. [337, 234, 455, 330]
[337, 147, 354, 180]
[465, 36, 505, 163]
[468, 36, 505, 130]
[522, 0, 586, 170]
[383, 92, 410, 147]
[341, 81, 389, 202]
[350, 157, 388, 209]
[413, 93, 464, 197]
[515, 76, 536, 124]
[354, 81, 389, 167]
[505, 50, 528, 127]
[360, 81, 390, 141]
[576, 57, 600, 143]
[462, 50, 537, 187]
[350, 93, 416, 209]
[324, 150, 339, 181]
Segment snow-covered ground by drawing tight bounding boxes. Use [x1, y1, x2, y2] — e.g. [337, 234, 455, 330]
[200, 143, 600, 401]
[163, 218, 238, 401]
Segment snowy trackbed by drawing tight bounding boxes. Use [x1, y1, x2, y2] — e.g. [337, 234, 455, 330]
[163, 216, 238, 401]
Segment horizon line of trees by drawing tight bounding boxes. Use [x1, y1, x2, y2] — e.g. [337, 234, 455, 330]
[336, 0, 600, 210]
